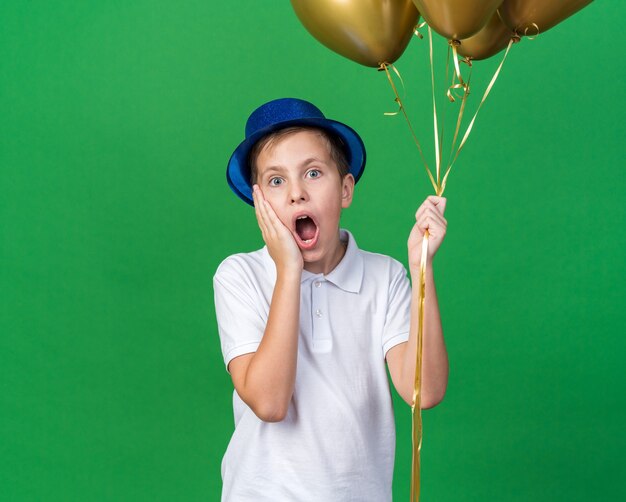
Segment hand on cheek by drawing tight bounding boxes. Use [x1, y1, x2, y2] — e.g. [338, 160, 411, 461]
[252, 185, 303, 275]
[408, 196, 447, 270]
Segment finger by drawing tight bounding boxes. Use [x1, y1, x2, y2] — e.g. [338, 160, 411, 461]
[416, 206, 446, 231]
[415, 205, 423, 220]
[418, 216, 446, 236]
[256, 193, 291, 237]
[424, 207, 447, 228]
[415, 203, 428, 222]
[262, 197, 283, 230]
[255, 184, 267, 202]
[415, 196, 440, 220]
[258, 196, 276, 239]
[252, 186, 270, 236]
[252, 186, 264, 224]
[439, 197, 447, 215]
[252, 186, 263, 225]
[426, 195, 447, 215]
[418, 211, 447, 235]
[253, 184, 268, 207]
[418, 197, 445, 221]
[421, 218, 446, 238]
[259, 197, 283, 240]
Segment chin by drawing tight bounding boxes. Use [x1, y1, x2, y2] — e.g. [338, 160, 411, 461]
[301, 246, 329, 268]
[301, 247, 324, 263]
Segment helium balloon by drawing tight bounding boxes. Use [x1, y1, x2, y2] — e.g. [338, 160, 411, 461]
[290, 0, 420, 68]
[498, 0, 593, 36]
[457, 11, 517, 61]
[412, 0, 503, 40]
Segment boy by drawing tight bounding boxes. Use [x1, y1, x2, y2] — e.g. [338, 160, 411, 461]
[214, 98, 448, 501]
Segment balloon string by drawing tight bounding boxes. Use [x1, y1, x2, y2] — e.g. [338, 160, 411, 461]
[408, 30, 517, 502]
[443, 36, 516, 191]
[410, 230, 429, 502]
[410, 36, 514, 501]
[381, 62, 407, 117]
[437, 45, 450, 176]
[450, 41, 468, 92]
[427, 28, 443, 193]
[440, 45, 472, 183]
[379, 62, 438, 194]
[446, 65, 472, 179]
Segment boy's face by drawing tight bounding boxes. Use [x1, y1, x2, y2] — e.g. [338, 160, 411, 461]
[255, 129, 355, 269]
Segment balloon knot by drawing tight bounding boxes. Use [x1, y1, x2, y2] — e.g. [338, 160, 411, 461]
[449, 39, 461, 47]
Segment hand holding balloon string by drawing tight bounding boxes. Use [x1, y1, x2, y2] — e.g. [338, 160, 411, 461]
[252, 185, 303, 275]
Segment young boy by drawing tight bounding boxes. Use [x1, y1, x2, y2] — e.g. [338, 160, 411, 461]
[214, 98, 448, 501]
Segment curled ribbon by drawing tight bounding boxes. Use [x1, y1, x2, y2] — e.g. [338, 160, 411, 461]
[523, 23, 540, 40]
[414, 20, 427, 39]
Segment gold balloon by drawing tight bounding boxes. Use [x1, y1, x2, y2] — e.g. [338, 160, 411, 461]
[498, 0, 593, 36]
[412, 0, 503, 41]
[457, 11, 516, 61]
[290, 0, 419, 68]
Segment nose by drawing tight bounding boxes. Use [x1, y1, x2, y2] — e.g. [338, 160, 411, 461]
[289, 180, 308, 204]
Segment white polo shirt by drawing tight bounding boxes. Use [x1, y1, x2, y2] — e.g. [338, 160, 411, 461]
[213, 229, 411, 501]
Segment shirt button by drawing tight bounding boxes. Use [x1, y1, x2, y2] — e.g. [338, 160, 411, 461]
[314, 281, 321, 288]
[315, 309, 323, 318]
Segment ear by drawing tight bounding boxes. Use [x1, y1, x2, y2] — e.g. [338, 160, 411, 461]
[341, 173, 355, 209]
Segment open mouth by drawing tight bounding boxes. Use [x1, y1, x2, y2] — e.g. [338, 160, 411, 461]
[294, 213, 319, 249]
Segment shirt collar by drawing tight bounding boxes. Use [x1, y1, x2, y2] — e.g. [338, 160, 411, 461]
[303, 229, 363, 293]
[260, 229, 364, 294]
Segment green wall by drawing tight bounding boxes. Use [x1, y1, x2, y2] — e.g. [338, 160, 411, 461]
[1, 1, 623, 500]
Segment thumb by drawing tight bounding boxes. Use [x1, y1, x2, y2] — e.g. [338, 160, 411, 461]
[433, 196, 447, 215]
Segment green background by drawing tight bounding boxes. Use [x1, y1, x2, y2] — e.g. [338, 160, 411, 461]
[1, 1, 624, 500]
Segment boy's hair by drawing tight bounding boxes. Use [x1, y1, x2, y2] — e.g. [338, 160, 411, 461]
[248, 126, 350, 185]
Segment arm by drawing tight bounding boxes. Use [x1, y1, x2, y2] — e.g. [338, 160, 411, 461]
[387, 196, 449, 408]
[228, 185, 303, 423]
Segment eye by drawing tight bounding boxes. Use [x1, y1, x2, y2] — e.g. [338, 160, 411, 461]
[269, 177, 284, 187]
[307, 169, 321, 179]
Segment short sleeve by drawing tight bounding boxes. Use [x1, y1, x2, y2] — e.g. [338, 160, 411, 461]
[381, 260, 411, 357]
[213, 257, 267, 373]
